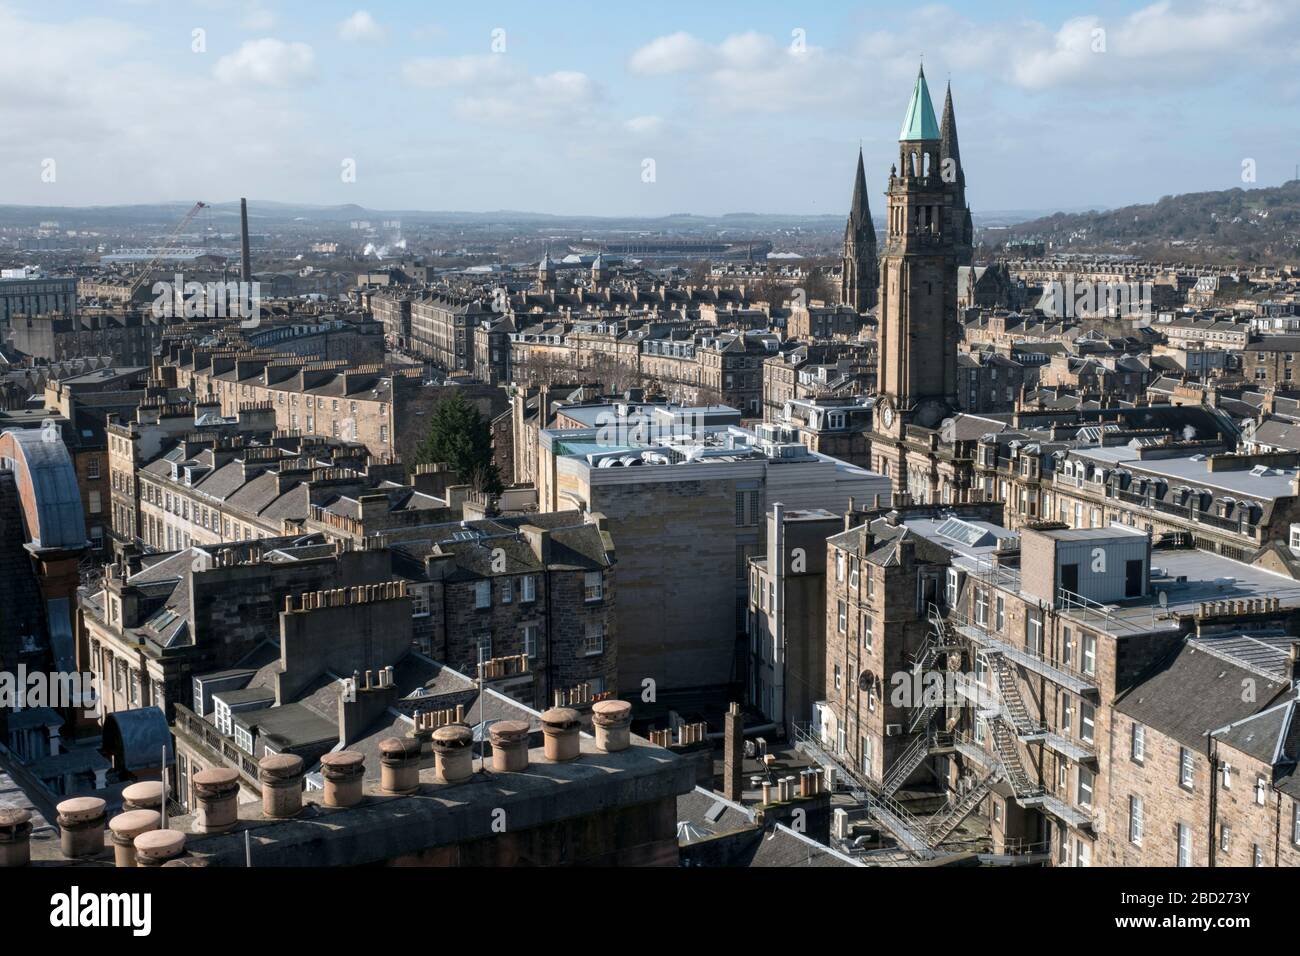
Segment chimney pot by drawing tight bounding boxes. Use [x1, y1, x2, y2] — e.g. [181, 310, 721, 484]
[540, 707, 582, 762]
[109, 809, 160, 867]
[56, 796, 107, 859]
[432, 724, 475, 783]
[121, 780, 165, 812]
[0, 806, 34, 867]
[489, 720, 532, 772]
[591, 699, 632, 752]
[133, 828, 186, 867]
[258, 753, 305, 819]
[319, 751, 366, 808]
[378, 737, 422, 794]
[191, 768, 240, 834]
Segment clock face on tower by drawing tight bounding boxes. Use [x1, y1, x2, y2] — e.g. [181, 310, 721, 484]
[878, 398, 895, 431]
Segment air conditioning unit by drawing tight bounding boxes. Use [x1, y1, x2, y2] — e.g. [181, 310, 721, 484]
[885, 723, 903, 737]
[833, 808, 850, 841]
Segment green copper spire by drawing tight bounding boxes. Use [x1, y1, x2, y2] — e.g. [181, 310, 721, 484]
[898, 65, 940, 142]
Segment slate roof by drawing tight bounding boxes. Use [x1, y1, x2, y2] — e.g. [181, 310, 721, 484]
[1115, 639, 1293, 752]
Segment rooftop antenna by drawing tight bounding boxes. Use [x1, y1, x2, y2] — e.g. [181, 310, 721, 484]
[159, 745, 168, 829]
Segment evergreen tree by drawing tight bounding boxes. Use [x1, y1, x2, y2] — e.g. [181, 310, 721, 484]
[414, 392, 502, 494]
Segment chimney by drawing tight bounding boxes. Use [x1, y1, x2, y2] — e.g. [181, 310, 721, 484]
[591, 699, 632, 753]
[378, 737, 422, 794]
[240, 197, 252, 284]
[133, 829, 186, 867]
[724, 701, 744, 801]
[540, 707, 581, 762]
[109, 809, 160, 868]
[259, 753, 305, 819]
[489, 720, 531, 771]
[319, 751, 366, 808]
[1289, 642, 1300, 684]
[0, 806, 33, 867]
[432, 724, 474, 783]
[56, 796, 107, 859]
[191, 768, 240, 834]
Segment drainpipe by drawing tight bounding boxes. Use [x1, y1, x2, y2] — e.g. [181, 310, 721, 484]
[772, 503, 785, 732]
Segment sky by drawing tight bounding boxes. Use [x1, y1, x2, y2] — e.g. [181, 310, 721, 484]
[0, 0, 1298, 217]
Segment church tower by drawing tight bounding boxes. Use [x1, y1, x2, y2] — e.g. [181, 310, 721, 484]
[839, 149, 878, 312]
[871, 66, 966, 501]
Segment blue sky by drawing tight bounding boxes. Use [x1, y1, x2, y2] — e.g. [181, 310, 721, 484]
[0, 0, 1297, 216]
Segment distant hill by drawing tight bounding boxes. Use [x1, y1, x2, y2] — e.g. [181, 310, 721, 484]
[991, 181, 1300, 263]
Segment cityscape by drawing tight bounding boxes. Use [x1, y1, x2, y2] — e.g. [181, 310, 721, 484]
[0, 0, 1297, 931]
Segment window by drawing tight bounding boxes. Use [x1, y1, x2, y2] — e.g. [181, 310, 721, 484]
[1129, 795, 1144, 845]
[1081, 634, 1096, 676]
[88, 490, 101, 514]
[835, 551, 845, 583]
[1077, 766, 1094, 808]
[87, 456, 100, 479]
[834, 664, 842, 690]
[848, 562, 859, 590]
[837, 600, 847, 634]
[1177, 823, 1192, 867]
[862, 614, 874, 652]
[1220, 824, 1231, 852]
[1180, 747, 1194, 789]
[1131, 723, 1146, 763]
[1080, 701, 1095, 744]
[583, 622, 604, 656]
[975, 588, 988, 626]
[1293, 804, 1300, 846]
[945, 569, 959, 607]
[410, 586, 430, 618]
[995, 595, 1005, 632]
[1062, 627, 1074, 667]
[1256, 777, 1268, 805]
[500, 579, 513, 604]
[522, 625, 538, 659]
[474, 580, 491, 609]
[521, 575, 536, 603]
[1221, 761, 1232, 790]
[1026, 611, 1044, 655]
[1254, 844, 1264, 867]
[1061, 693, 1073, 734]
[476, 634, 492, 664]
[584, 571, 603, 602]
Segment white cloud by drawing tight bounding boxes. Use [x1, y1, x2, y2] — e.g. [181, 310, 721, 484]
[339, 10, 385, 43]
[629, 31, 869, 114]
[402, 55, 599, 124]
[624, 115, 665, 135]
[214, 38, 316, 87]
[628, 31, 712, 75]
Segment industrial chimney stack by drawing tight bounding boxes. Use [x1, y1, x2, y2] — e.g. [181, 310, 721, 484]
[240, 197, 252, 284]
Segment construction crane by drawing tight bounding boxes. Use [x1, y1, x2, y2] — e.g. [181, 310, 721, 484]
[124, 201, 209, 304]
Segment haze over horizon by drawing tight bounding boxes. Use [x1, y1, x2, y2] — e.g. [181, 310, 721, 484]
[1, 0, 1297, 216]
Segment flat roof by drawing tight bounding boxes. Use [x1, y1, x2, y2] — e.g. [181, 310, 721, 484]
[1073, 446, 1298, 500]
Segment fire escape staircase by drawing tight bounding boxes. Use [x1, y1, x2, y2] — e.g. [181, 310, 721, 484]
[880, 729, 931, 798]
[924, 770, 1001, 846]
[986, 652, 1045, 740]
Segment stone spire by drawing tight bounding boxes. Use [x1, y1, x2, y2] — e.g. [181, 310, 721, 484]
[840, 149, 878, 312]
[940, 81, 973, 265]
